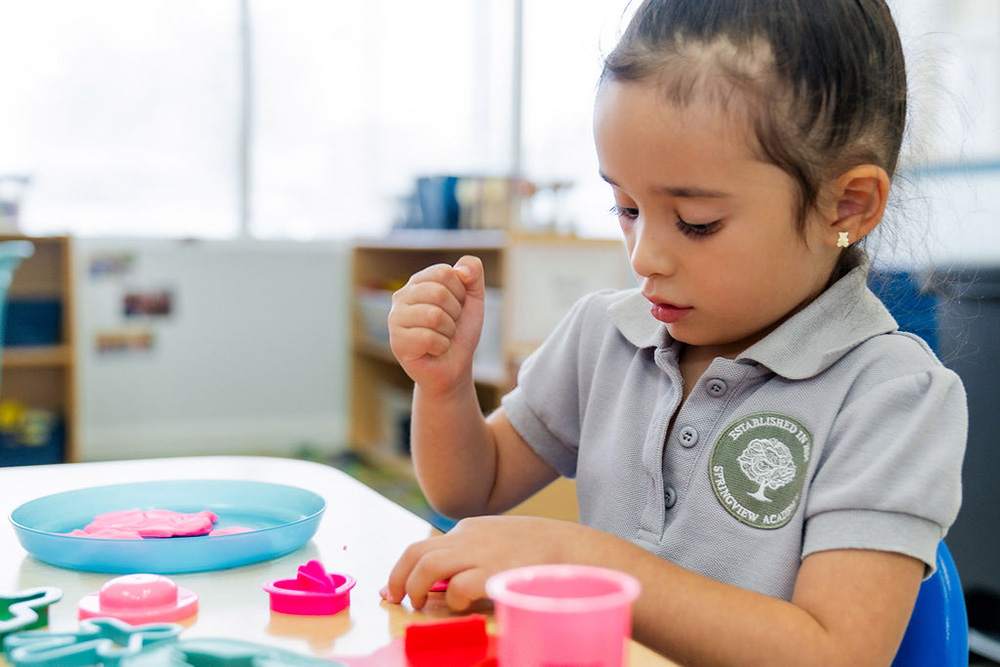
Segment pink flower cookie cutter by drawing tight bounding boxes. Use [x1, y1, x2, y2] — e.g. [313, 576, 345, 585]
[263, 560, 355, 616]
[78, 573, 198, 624]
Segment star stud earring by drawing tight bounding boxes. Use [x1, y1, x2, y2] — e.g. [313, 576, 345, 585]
[837, 232, 850, 248]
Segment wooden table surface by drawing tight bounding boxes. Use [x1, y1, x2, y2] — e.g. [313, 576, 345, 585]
[0, 456, 674, 665]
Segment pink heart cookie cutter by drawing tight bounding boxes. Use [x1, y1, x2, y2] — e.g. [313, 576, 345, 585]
[263, 560, 356, 616]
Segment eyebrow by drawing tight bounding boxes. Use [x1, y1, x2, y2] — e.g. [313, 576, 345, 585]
[599, 173, 732, 199]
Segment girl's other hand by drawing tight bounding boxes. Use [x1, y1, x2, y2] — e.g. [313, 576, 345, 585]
[388, 255, 485, 394]
[380, 515, 575, 611]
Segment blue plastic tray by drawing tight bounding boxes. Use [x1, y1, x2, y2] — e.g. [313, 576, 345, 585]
[9, 480, 325, 574]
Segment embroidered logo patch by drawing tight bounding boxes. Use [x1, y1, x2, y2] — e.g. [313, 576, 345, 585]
[710, 412, 812, 529]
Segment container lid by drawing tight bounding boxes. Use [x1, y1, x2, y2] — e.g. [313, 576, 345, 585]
[78, 573, 198, 624]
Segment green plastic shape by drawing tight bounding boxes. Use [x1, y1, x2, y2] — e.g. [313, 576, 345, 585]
[123, 637, 347, 666]
[0, 588, 63, 640]
[3, 617, 180, 666]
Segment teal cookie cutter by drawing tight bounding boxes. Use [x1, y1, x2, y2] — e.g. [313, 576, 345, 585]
[0, 588, 63, 640]
[123, 637, 347, 666]
[3, 617, 181, 666]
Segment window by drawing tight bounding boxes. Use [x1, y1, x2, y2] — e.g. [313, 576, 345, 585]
[249, 1, 515, 239]
[520, 0, 631, 239]
[0, 0, 995, 240]
[0, 0, 515, 239]
[0, 1, 240, 237]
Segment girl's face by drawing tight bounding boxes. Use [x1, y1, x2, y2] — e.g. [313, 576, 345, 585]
[594, 78, 840, 359]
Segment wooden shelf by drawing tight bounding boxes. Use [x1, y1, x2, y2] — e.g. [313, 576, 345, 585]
[354, 228, 506, 251]
[353, 338, 509, 388]
[348, 231, 631, 521]
[1, 345, 73, 368]
[0, 235, 77, 464]
[348, 231, 627, 457]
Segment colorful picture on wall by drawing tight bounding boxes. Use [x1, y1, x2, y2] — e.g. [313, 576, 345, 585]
[95, 329, 154, 355]
[123, 289, 173, 317]
[88, 252, 135, 278]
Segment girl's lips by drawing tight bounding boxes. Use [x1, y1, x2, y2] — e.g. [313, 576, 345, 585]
[649, 301, 692, 324]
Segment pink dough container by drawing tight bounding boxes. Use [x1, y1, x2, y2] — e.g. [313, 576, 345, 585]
[485, 564, 641, 667]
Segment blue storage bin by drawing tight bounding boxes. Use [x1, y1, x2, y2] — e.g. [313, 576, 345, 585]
[0, 417, 64, 467]
[3, 298, 61, 346]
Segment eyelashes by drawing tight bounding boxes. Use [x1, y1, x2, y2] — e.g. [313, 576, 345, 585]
[676, 218, 722, 237]
[609, 204, 638, 220]
[609, 205, 722, 238]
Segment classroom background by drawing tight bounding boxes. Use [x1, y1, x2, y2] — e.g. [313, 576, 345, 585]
[0, 0, 998, 662]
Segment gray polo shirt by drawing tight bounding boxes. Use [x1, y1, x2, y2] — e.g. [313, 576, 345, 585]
[502, 263, 966, 600]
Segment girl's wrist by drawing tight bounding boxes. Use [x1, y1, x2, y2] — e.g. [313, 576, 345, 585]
[414, 370, 478, 404]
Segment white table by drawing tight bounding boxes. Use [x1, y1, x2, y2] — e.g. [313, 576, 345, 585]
[0, 456, 672, 664]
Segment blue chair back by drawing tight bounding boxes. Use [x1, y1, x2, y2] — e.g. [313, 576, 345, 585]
[892, 541, 968, 666]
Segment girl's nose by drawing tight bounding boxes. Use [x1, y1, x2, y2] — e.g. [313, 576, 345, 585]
[629, 218, 673, 279]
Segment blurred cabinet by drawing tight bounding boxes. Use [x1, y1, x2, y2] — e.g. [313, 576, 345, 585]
[0, 235, 77, 465]
[349, 230, 629, 520]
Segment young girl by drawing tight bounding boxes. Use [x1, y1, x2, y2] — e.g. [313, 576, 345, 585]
[381, 1, 967, 663]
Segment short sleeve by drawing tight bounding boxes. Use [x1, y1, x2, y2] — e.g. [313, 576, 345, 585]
[502, 292, 610, 478]
[803, 363, 967, 574]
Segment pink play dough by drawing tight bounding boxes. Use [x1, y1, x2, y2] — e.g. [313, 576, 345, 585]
[87, 509, 218, 537]
[62, 509, 251, 539]
[66, 527, 143, 539]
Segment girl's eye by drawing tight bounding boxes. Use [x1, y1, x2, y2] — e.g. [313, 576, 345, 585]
[610, 205, 639, 221]
[676, 216, 722, 237]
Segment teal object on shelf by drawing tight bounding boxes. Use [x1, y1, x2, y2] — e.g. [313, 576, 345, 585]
[0, 240, 35, 388]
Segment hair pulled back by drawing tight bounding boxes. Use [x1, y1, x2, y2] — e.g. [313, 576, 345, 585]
[603, 0, 907, 243]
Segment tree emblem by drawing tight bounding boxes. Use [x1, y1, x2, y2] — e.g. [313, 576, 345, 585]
[736, 437, 797, 503]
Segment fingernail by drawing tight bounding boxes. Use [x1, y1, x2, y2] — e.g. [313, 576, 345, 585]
[378, 585, 389, 600]
[454, 265, 471, 281]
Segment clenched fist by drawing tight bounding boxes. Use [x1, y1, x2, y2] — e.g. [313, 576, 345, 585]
[388, 255, 485, 394]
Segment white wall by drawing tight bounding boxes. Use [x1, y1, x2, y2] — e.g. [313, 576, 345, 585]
[868, 167, 1000, 271]
[74, 238, 351, 461]
[920, 168, 1000, 269]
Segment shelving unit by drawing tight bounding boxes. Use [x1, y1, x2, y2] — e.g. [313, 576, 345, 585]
[0, 235, 77, 464]
[349, 229, 630, 520]
[350, 230, 506, 468]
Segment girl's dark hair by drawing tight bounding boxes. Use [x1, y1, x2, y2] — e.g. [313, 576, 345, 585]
[602, 0, 907, 273]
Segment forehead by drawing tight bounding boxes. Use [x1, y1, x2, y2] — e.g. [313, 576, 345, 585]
[594, 78, 754, 171]
[593, 78, 797, 200]
[595, 33, 779, 154]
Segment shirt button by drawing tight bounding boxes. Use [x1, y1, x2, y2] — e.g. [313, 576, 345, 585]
[706, 378, 728, 397]
[664, 485, 677, 509]
[678, 426, 699, 448]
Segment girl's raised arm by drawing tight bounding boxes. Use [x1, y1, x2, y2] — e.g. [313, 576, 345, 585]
[388, 255, 558, 518]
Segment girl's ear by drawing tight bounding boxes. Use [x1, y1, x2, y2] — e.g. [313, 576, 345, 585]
[828, 165, 890, 247]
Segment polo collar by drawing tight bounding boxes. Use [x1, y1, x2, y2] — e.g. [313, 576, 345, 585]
[608, 289, 669, 350]
[607, 260, 898, 380]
